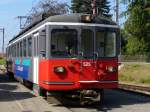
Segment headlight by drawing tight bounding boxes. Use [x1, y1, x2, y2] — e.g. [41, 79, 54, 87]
[54, 66, 66, 73]
[107, 66, 117, 73]
[81, 15, 92, 22]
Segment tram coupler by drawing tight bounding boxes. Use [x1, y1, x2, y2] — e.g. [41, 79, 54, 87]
[79, 89, 102, 105]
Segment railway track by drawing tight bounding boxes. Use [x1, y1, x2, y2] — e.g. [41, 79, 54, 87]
[46, 83, 150, 107]
[119, 83, 150, 95]
[46, 88, 150, 112]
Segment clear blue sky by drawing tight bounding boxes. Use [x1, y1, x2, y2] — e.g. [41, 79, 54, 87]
[0, 0, 125, 52]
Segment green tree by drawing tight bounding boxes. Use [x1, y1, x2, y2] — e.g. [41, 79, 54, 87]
[71, 0, 83, 13]
[126, 38, 147, 55]
[123, 0, 150, 55]
[71, 0, 111, 17]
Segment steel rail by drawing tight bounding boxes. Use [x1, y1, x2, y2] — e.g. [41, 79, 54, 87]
[119, 83, 150, 95]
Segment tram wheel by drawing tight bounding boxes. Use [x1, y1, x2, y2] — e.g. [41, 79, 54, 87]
[8, 72, 15, 80]
[39, 87, 47, 97]
[98, 89, 104, 105]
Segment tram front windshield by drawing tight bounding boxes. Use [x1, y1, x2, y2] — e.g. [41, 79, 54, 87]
[51, 29, 78, 58]
[96, 31, 116, 58]
[51, 28, 117, 59]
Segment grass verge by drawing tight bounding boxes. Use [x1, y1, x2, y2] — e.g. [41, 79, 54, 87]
[119, 64, 150, 84]
[0, 58, 6, 65]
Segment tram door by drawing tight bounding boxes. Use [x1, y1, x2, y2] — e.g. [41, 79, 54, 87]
[80, 29, 97, 81]
[33, 30, 46, 85]
[33, 33, 39, 84]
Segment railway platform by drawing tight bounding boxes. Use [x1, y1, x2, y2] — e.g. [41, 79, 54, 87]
[0, 74, 71, 112]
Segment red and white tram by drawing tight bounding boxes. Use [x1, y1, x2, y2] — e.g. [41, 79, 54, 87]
[6, 14, 120, 102]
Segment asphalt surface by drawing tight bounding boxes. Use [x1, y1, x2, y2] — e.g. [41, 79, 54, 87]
[0, 75, 71, 112]
[66, 90, 150, 112]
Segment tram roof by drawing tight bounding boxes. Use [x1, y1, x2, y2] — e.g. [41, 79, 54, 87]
[9, 13, 117, 43]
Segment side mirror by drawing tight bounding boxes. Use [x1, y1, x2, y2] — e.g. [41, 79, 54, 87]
[78, 52, 84, 59]
[40, 51, 46, 58]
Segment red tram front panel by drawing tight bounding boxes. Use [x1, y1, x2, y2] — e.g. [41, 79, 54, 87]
[39, 59, 80, 90]
[39, 59, 118, 91]
[79, 59, 118, 89]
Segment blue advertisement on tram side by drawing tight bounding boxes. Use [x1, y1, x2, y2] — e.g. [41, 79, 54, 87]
[14, 59, 31, 80]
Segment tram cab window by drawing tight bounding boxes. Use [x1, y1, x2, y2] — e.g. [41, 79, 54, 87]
[96, 31, 116, 57]
[51, 29, 77, 58]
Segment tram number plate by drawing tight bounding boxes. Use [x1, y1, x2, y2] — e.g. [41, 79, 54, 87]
[17, 66, 24, 71]
[83, 62, 91, 67]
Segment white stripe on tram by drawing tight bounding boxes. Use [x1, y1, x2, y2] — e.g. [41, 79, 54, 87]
[79, 80, 118, 83]
[33, 57, 39, 84]
[8, 22, 119, 46]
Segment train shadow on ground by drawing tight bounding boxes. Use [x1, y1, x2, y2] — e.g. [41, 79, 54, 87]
[49, 89, 150, 112]
[0, 74, 16, 83]
[97, 89, 150, 112]
[0, 74, 35, 102]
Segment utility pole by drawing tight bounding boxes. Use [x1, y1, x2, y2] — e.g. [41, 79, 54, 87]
[116, 0, 119, 24]
[92, 0, 96, 16]
[0, 28, 5, 54]
[17, 16, 30, 29]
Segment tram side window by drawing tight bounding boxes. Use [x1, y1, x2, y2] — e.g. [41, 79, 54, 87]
[10, 47, 12, 57]
[20, 41, 23, 57]
[10, 46, 12, 57]
[6, 48, 7, 57]
[14, 45, 16, 57]
[6, 48, 8, 58]
[34, 36, 39, 57]
[8, 47, 10, 57]
[12, 45, 16, 57]
[17, 43, 19, 57]
[14, 44, 17, 57]
[34, 38, 37, 56]
[8, 47, 9, 57]
[23, 39, 27, 57]
[96, 31, 116, 57]
[51, 29, 78, 58]
[28, 37, 32, 57]
[12, 45, 15, 57]
[11, 45, 14, 57]
[7, 48, 9, 57]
